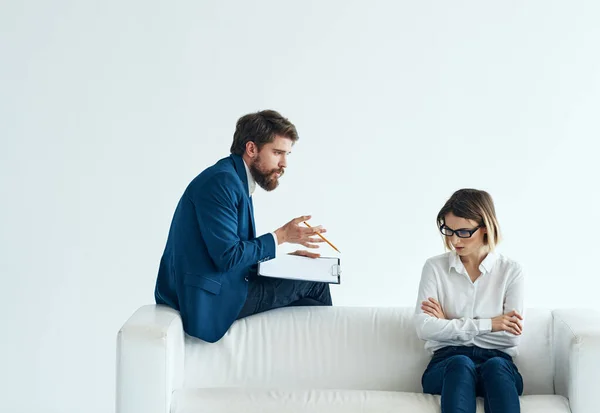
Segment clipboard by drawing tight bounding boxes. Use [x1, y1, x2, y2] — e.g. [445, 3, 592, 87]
[257, 254, 341, 284]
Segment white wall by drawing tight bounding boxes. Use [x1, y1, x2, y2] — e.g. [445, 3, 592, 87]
[1, 1, 599, 412]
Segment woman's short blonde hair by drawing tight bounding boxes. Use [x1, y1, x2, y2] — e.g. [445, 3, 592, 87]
[436, 189, 502, 251]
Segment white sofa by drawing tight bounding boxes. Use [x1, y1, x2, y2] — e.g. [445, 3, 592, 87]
[116, 305, 600, 413]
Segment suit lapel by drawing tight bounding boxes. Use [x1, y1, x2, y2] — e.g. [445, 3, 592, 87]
[231, 154, 256, 238]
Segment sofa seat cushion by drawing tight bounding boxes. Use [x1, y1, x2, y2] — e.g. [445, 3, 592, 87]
[172, 388, 570, 413]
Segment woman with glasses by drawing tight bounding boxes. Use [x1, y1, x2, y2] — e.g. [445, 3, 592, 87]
[414, 188, 525, 413]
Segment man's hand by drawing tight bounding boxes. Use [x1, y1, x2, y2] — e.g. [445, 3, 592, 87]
[288, 250, 321, 259]
[492, 310, 523, 335]
[421, 297, 447, 319]
[274, 215, 326, 248]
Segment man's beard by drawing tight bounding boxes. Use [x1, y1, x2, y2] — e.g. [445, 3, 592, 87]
[249, 157, 284, 192]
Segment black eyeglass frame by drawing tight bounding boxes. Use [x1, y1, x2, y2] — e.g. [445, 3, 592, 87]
[439, 224, 483, 239]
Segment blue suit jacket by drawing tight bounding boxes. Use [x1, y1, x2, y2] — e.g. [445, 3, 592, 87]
[154, 154, 276, 342]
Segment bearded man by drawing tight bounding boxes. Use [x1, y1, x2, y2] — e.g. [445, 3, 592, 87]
[154, 110, 332, 342]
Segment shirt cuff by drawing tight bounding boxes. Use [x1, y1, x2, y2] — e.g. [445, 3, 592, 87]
[270, 232, 278, 257]
[475, 318, 493, 334]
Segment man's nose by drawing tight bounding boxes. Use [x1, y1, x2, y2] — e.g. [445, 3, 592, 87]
[279, 156, 287, 168]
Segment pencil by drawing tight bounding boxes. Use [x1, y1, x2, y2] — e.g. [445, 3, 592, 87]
[303, 221, 341, 253]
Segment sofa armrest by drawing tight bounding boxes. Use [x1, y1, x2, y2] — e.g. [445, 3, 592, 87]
[116, 304, 185, 413]
[553, 309, 600, 413]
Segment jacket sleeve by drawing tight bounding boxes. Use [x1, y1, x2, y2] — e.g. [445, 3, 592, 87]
[190, 172, 276, 273]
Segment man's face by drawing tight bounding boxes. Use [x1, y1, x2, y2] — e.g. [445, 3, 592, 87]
[248, 135, 293, 191]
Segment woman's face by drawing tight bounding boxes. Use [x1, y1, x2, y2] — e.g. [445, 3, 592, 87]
[443, 212, 487, 258]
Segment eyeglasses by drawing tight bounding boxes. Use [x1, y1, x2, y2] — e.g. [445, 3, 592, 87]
[439, 224, 482, 238]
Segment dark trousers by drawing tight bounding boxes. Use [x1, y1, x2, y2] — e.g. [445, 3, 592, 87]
[236, 276, 332, 319]
[422, 345, 523, 413]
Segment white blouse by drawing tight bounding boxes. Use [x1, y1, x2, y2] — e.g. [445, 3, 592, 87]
[414, 251, 525, 356]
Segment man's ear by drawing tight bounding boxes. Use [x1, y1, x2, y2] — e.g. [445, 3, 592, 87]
[245, 141, 258, 158]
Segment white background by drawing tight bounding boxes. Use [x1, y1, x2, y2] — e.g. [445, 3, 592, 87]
[2, 1, 599, 412]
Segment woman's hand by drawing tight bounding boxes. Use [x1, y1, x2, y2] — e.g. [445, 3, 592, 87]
[491, 310, 523, 335]
[421, 297, 447, 319]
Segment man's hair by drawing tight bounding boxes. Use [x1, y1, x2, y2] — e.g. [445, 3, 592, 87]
[436, 188, 502, 251]
[230, 110, 299, 155]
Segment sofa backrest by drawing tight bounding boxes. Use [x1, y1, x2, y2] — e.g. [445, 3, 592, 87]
[183, 306, 554, 395]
